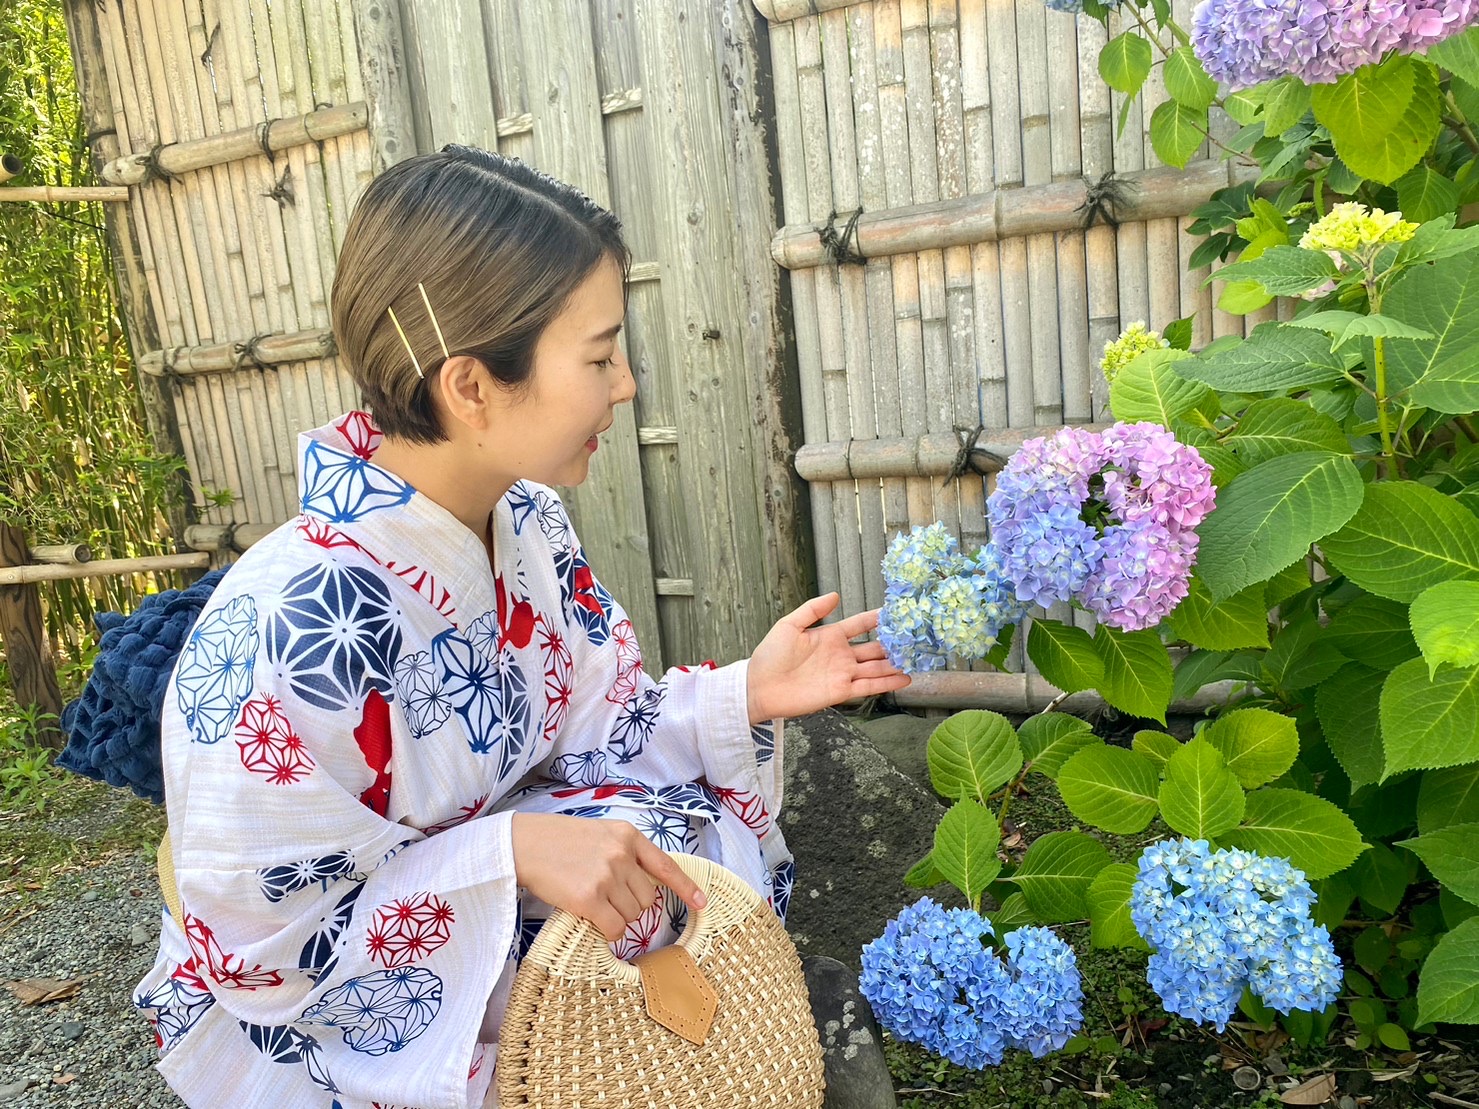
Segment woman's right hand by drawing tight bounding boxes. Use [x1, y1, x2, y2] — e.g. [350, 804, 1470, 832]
[510, 813, 707, 942]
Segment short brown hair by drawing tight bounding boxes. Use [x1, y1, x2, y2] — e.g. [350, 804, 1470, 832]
[330, 145, 630, 443]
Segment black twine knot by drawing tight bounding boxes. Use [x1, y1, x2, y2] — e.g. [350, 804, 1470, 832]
[818, 207, 865, 266]
[233, 333, 273, 369]
[141, 142, 178, 185]
[943, 425, 1002, 484]
[1076, 171, 1138, 231]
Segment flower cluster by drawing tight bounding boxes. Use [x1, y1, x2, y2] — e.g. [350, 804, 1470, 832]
[877, 524, 1028, 673]
[1100, 322, 1169, 385]
[1299, 201, 1419, 254]
[986, 423, 1215, 631]
[1192, 0, 1479, 91]
[1130, 839, 1342, 1031]
[860, 898, 1083, 1068]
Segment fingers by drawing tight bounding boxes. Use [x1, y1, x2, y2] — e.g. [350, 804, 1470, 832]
[852, 640, 888, 663]
[637, 837, 708, 914]
[834, 607, 882, 640]
[851, 658, 906, 680]
[850, 673, 912, 698]
[782, 592, 841, 630]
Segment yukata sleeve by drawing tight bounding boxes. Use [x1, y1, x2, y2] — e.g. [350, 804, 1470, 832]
[158, 585, 514, 1109]
[535, 497, 782, 814]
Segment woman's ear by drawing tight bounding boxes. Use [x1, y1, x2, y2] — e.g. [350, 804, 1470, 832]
[434, 355, 495, 431]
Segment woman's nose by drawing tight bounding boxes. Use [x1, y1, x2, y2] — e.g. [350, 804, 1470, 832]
[612, 347, 637, 404]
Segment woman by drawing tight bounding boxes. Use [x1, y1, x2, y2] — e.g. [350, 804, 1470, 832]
[133, 145, 909, 1108]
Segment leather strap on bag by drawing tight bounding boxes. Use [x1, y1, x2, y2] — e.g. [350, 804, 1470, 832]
[632, 945, 718, 1045]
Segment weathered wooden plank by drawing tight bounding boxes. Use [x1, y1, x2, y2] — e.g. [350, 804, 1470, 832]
[398, 0, 499, 152]
[0, 524, 63, 749]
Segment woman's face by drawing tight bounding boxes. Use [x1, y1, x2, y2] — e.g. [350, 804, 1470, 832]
[497, 256, 635, 488]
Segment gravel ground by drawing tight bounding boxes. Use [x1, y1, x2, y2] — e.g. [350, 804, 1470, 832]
[0, 837, 180, 1106]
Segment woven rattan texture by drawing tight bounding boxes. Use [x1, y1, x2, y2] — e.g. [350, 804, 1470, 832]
[497, 859, 824, 1107]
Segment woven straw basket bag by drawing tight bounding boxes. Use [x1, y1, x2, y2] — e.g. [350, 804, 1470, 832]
[496, 852, 825, 1108]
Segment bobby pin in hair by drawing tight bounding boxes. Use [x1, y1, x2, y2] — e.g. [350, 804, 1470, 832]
[418, 282, 451, 359]
[385, 305, 424, 379]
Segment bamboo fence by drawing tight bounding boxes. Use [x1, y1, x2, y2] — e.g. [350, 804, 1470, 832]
[756, 0, 1250, 709]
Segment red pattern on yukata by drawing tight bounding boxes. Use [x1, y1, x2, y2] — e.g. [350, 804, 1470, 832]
[355, 688, 393, 816]
[607, 618, 642, 705]
[423, 793, 491, 836]
[712, 785, 772, 836]
[335, 410, 383, 459]
[495, 573, 536, 650]
[235, 696, 315, 784]
[537, 615, 573, 741]
[181, 915, 284, 991]
[365, 893, 456, 968]
[613, 896, 664, 961]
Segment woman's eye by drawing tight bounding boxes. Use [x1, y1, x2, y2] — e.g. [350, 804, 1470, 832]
[595, 356, 614, 369]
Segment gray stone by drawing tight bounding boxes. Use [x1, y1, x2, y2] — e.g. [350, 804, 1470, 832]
[0, 1078, 33, 1101]
[802, 955, 896, 1109]
[128, 922, 152, 947]
[855, 712, 936, 793]
[782, 710, 947, 966]
[59, 1022, 84, 1043]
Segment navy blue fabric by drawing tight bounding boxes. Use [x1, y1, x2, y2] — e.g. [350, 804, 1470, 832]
[58, 569, 227, 804]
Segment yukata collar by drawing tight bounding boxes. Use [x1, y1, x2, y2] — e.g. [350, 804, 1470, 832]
[295, 411, 501, 627]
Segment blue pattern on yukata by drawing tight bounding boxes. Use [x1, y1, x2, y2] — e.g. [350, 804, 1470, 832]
[299, 440, 414, 522]
[300, 967, 443, 1056]
[430, 629, 532, 777]
[242, 1022, 341, 1095]
[175, 596, 258, 745]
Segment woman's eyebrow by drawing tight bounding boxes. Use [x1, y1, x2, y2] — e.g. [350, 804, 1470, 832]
[589, 323, 623, 343]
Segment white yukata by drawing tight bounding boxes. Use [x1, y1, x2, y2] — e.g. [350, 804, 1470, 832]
[134, 412, 792, 1109]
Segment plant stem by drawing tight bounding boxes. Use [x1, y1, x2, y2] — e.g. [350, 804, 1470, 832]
[1456, 415, 1479, 443]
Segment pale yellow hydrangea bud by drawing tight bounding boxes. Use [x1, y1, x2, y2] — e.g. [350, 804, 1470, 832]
[1099, 321, 1168, 384]
[1298, 202, 1419, 254]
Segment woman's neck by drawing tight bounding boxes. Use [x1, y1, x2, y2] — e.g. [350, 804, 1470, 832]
[372, 435, 509, 560]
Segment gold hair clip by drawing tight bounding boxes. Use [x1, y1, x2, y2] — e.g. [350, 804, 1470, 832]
[418, 282, 450, 359]
[385, 305, 424, 379]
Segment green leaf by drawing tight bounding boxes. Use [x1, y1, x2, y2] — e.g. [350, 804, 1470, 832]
[1310, 52, 1416, 138]
[1418, 764, 1479, 835]
[1109, 348, 1214, 425]
[1223, 88, 1263, 125]
[1099, 32, 1153, 95]
[1159, 739, 1246, 839]
[1410, 581, 1479, 677]
[1220, 788, 1368, 879]
[1226, 398, 1349, 467]
[1323, 482, 1479, 602]
[1396, 165, 1460, 223]
[1133, 729, 1181, 771]
[932, 799, 1003, 907]
[1003, 831, 1112, 923]
[1150, 99, 1208, 169]
[1444, 887, 1479, 928]
[1202, 707, 1300, 789]
[984, 621, 1016, 671]
[1164, 46, 1217, 111]
[1163, 316, 1194, 351]
[1349, 844, 1414, 916]
[1027, 619, 1105, 696]
[1087, 863, 1151, 950]
[1170, 576, 1270, 650]
[1313, 54, 1441, 186]
[989, 891, 1037, 932]
[1325, 594, 1420, 672]
[1261, 74, 1312, 135]
[1317, 665, 1386, 792]
[1172, 648, 1234, 703]
[1057, 746, 1162, 834]
[1394, 213, 1479, 267]
[1401, 823, 1479, 906]
[1217, 279, 1275, 316]
[1180, 322, 1349, 392]
[1209, 245, 1338, 297]
[1426, 23, 1479, 87]
[1416, 917, 1479, 1025]
[928, 710, 1025, 802]
[1385, 250, 1479, 415]
[1018, 713, 1100, 779]
[1092, 625, 1174, 723]
[1261, 613, 1350, 693]
[1265, 560, 1312, 608]
[1380, 658, 1479, 778]
[1197, 452, 1365, 601]
[1284, 310, 1435, 352]
[903, 850, 944, 888]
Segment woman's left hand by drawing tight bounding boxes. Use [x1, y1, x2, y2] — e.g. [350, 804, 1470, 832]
[745, 593, 910, 724]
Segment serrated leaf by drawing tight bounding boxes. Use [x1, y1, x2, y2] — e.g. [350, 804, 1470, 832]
[1394, 213, 1479, 267]
[1109, 348, 1213, 425]
[1261, 613, 1350, 693]
[1396, 165, 1460, 223]
[1087, 864, 1151, 950]
[1385, 250, 1479, 415]
[1164, 46, 1217, 110]
[1418, 764, 1479, 835]
[1265, 560, 1312, 608]
[1163, 316, 1194, 351]
[1180, 322, 1348, 392]
[1262, 74, 1312, 135]
[1317, 664, 1386, 792]
[1325, 594, 1420, 672]
[1132, 729, 1181, 771]
[1379, 658, 1479, 778]
[904, 850, 944, 888]
[1401, 823, 1479, 906]
[1159, 739, 1246, 839]
[1426, 23, 1479, 86]
[1323, 482, 1479, 602]
[1284, 310, 1435, 352]
[1003, 831, 1112, 923]
[1349, 844, 1415, 916]
[1209, 245, 1338, 297]
[932, 800, 1003, 907]
[1027, 619, 1105, 696]
[1170, 575, 1270, 650]
[1202, 707, 1300, 789]
[1313, 54, 1439, 186]
[1417, 917, 1479, 1024]
[1409, 581, 1479, 677]
[1018, 713, 1101, 779]
[1057, 746, 1162, 834]
[1220, 788, 1368, 879]
[1150, 99, 1208, 169]
[1310, 53, 1416, 137]
[989, 891, 1037, 931]
[928, 710, 1025, 802]
[1099, 31, 1153, 95]
[1226, 398, 1349, 466]
[1172, 648, 1231, 703]
[1093, 625, 1174, 723]
[1197, 452, 1365, 601]
[1218, 278, 1275, 315]
[1223, 88, 1264, 125]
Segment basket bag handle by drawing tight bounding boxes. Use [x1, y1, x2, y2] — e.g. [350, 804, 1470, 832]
[523, 852, 765, 1045]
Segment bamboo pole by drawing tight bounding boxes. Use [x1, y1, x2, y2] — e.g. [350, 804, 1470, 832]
[28, 544, 91, 565]
[0, 184, 130, 202]
[0, 553, 210, 587]
[137, 329, 336, 383]
[184, 522, 279, 551]
[794, 426, 1109, 483]
[352, 0, 416, 170]
[895, 670, 1237, 713]
[98, 102, 367, 185]
[0, 152, 19, 181]
[0, 524, 63, 749]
